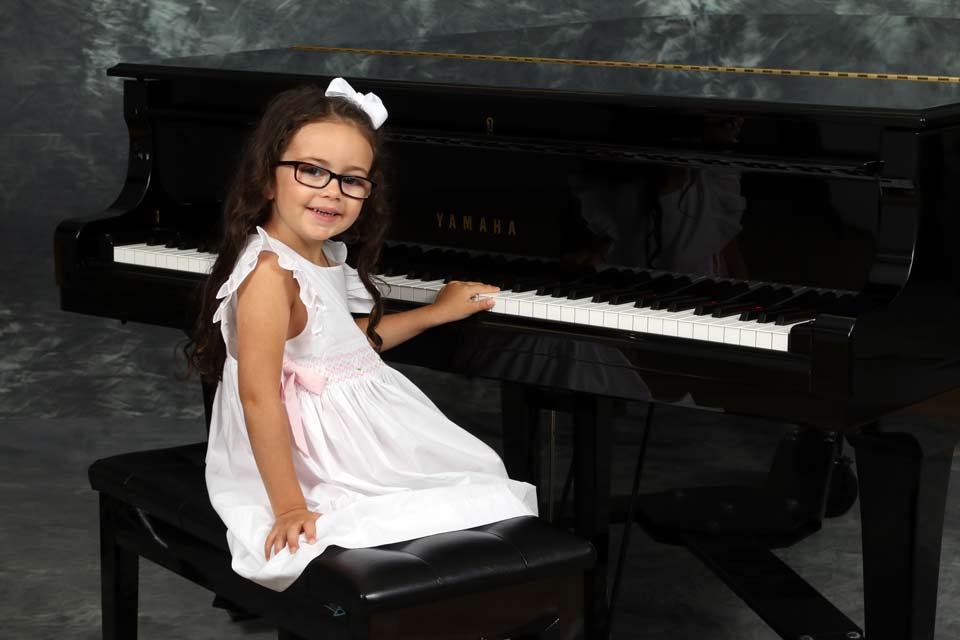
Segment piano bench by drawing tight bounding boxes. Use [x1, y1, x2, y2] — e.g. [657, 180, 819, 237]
[88, 443, 594, 640]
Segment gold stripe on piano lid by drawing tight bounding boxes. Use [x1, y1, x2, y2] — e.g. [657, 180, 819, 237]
[292, 44, 960, 85]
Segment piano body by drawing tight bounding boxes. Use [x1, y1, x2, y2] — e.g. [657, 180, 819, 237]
[56, 19, 960, 640]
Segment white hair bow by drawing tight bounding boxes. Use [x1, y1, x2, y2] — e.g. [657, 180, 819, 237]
[324, 77, 388, 129]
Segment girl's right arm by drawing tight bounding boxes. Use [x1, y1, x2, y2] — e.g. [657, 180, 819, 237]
[236, 252, 320, 559]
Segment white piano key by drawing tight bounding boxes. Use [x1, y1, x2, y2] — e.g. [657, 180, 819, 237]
[755, 328, 773, 350]
[409, 279, 446, 303]
[707, 316, 747, 343]
[768, 320, 808, 352]
[154, 246, 185, 269]
[603, 302, 636, 329]
[528, 295, 552, 319]
[647, 307, 688, 335]
[476, 290, 521, 314]
[500, 290, 540, 315]
[720, 319, 756, 346]
[677, 314, 731, 342]
[546, 299, 563, 321]
[516, 293, 547, 317]
[569, 299, 600, 325]
[625, 305, 674, 334]
[660, 309, 698, 337]
[553, 298, 598, 325]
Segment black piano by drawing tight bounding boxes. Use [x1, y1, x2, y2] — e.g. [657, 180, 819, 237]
[56, 17, 960, 640]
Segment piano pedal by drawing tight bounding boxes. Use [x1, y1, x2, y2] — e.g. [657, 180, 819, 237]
[824, 454, 858, 518]
[633, 429, 843, 548]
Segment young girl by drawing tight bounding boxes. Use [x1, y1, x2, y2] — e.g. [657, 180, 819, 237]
[185, 79, 538, 592]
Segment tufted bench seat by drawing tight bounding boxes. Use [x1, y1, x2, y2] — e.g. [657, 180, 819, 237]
[89, 443, 594, 639]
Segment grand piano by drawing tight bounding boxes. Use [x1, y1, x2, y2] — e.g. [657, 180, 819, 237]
[56, 15, 960, 640]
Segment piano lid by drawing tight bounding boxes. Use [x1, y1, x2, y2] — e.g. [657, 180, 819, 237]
[108, 13, 960, 121]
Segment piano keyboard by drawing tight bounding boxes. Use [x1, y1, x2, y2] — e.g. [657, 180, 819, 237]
[114, 243, 217, 273]
[377, 274, 804, 352]
[114, 243, 813, 352]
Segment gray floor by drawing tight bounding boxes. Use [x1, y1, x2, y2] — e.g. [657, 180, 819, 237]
[4, 256, 960, 639]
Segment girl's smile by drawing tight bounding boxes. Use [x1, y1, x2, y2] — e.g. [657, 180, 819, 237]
[307, 205, 341, 222]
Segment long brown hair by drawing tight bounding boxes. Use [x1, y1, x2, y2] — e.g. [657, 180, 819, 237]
[185, 84, 390, 383]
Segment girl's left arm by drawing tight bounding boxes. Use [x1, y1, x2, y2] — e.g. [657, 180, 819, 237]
[355, 280, 498, 351]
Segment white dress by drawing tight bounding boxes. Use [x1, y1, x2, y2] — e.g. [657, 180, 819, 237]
[205, 227, 538, 591]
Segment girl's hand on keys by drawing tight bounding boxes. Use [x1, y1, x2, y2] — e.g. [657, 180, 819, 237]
[265, 507, 322, 559]
[430, 281, 500, 323]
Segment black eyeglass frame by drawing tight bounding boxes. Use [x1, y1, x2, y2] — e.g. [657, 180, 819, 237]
[276, 160, 376, 199]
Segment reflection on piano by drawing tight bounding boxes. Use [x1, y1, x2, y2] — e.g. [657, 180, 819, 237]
[56, 21, 960, 640]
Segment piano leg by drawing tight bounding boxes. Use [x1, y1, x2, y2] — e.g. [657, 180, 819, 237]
[501, 383, 542, 486]
[847, 419, 959, 640]
[572, 394, 614, 640]
[501, 383, 614, 640]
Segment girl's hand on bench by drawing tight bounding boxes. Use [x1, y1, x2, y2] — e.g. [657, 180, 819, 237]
[266, 507, 322, 559]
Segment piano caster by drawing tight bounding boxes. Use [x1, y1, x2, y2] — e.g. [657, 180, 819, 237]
[824, 454, 858, 518]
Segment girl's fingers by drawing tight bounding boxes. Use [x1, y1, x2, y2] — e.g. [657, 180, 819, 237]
[304, 518, 318, 544]
[287, 525, 302, 553]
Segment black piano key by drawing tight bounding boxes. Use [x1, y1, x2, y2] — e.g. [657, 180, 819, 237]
[711, 301, 769, 318]
[509, 278, 544, 293]
[565, 284, 612, 300]
[652, 280, 749, 310]
[773, 290, 830, 310]
[775, 309, 818, 325]
[539, 278, 580, 297]
[591, 277, 655, 303]
[145, 231, 171, 246]
[609, 289, 652, 305]
[696, 285, 767, 316]
[591, 287, 635, 303]
[665, 295, 715, 312]
[707, 286, 795, 318]
[633, 275, 694, 307]
[749, 291, 836, 322]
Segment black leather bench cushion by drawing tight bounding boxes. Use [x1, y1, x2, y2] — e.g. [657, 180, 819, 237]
[89, 443, 594, 613]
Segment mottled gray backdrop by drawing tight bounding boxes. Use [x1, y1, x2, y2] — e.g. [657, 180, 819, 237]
[5, 0, 960, 419]
[4, 2, 960, 639]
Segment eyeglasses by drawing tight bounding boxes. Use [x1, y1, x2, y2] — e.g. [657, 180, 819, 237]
[276, 160, 376, 199]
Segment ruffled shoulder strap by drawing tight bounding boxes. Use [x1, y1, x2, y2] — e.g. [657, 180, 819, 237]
[212, 227, 327, 359]
[326, 239, 375, 314]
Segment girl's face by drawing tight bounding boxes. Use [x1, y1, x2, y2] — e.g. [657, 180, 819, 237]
[266, 119, 374, 262]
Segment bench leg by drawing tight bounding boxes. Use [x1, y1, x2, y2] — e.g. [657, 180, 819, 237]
[100, 494, 139, 640]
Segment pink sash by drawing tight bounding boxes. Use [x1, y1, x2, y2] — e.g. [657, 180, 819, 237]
[279, 359, 328, 454]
